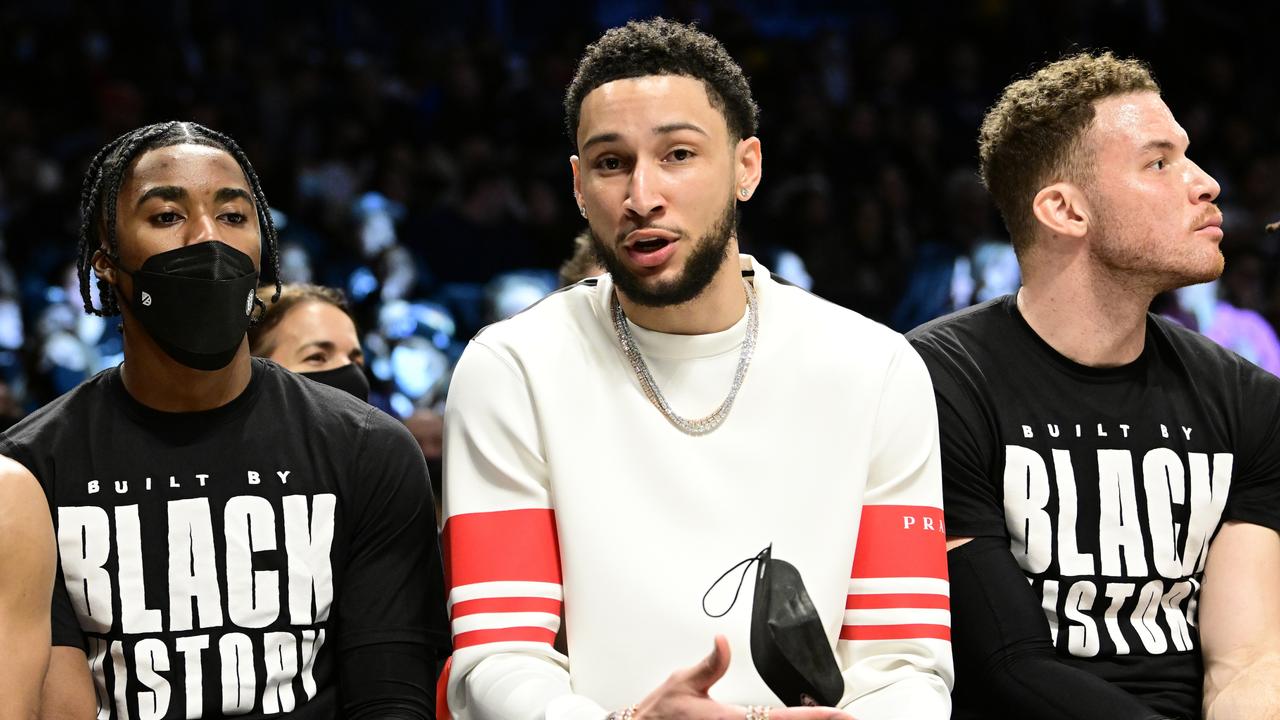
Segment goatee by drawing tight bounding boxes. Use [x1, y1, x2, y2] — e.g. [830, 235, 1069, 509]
[590, 200, 737, 308]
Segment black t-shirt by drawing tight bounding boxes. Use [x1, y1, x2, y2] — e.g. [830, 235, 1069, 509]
[908, 296, 1280, 719]
[0, 358, 449, 719]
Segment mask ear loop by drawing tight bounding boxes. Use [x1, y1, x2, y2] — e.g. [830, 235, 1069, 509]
[702, 545, 770, 618]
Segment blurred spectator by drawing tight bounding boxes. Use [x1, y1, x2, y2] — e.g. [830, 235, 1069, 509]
[248, 283, 370, 399]
[0, 1, 1278, 409]
[1161, 280, 1280, 376]
[558, 229, 603, 287]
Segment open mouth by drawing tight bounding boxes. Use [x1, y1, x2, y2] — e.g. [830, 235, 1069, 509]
[631, 237, 671, 254]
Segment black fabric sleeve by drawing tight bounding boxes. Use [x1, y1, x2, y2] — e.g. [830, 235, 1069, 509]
[949, 538, 1169, 720]
[338, 408, 451, 720]
[1222, 361, 1280, 531]
[908, 336, 1007, 538]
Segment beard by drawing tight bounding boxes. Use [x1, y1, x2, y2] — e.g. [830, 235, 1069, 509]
[590, 199, 737, 308]
[1088, 197, 1224, 294]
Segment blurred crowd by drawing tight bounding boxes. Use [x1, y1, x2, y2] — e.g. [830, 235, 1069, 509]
[1, 0, 1278, 426]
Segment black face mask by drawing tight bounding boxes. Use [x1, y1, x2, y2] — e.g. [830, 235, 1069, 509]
[113, 241, 259, 371]
[704, 545, 845, 707]
[300, 363, 370, 402]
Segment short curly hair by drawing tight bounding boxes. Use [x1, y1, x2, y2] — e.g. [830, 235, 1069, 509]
[564, 18, 760, 147]
[979, 51, 1159, 255]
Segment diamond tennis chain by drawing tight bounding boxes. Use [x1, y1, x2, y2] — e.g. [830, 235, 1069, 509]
[611, 277, 758, 435]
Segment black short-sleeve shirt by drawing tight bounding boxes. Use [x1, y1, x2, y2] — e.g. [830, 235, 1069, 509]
[0, 359, 449, 719]
[908, 295, 1280, 718]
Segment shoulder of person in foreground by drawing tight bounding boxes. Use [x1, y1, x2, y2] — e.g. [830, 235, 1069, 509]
[0, 455, 56, 720]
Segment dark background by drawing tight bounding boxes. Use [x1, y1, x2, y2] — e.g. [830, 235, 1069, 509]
[1, 0, 1277, 420]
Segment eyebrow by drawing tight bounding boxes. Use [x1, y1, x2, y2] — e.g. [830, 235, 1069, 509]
[580, 122, 711, 152]
[135, 186, 254, 207]
[1139, 140, 1179, 153]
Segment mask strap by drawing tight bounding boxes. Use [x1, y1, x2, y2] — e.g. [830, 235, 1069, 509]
[702, 545, 770, 618]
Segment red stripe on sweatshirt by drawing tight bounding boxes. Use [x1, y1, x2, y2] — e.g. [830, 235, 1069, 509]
[840, 624, 951, 642]
[450, 596, 563, 620]
[846, 593, 950, 610]
[453, 626, 558, 650]
[849, 505, 947, 581]
[443, 509, 562, 591]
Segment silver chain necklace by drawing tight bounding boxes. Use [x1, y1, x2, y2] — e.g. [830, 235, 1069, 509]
[610, 277, 758, 435]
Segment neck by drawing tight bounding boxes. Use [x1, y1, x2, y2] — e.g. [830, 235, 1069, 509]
[1017, 258, 1154, 367]
[119, 318, 254, 412]
[617, 252, 747, 335]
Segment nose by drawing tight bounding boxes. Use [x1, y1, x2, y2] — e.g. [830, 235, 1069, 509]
[622, 158, 665, 219]
[1188, 159, 1221, 204]
[187, 211, 223, 244]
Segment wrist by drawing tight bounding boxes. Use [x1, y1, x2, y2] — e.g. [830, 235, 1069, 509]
[605, 705, 638, 720]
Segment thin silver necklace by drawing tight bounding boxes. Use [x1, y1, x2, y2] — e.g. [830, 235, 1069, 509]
[611, 277, 758, 435]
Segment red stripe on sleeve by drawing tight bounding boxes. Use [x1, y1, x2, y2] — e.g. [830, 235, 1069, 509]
[840, 624, 951, 642]
[442, 509, 562, 591]
[450, 596, 563, 620]
[846, 593, 950, 610]
[850, 504, 947, 581]
[453, 626, 558, 650]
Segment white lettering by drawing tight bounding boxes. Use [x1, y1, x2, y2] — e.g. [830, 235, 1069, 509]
[1042, 579, 1061, 645]
[167, 499, 223, 632]
[169, 476, 180, 489]
[114, 505, 162, 633]
[903, 516, 917, 530]
[1097, 423, 1108, 438]
[299, 629, 326, 700]
[1047, 424, 1060, 438]
[1103, 583, 1135, 655]
[115, 480, 128, 494]
[219, 633, 256, 714]
[1022, 425, 1034, 439]
[1052, 450, 1095, 575]
[225, 496, 281, 628]
[262, 632, 299, 713]
[1120, 424, 1130, 438]
[1142, 448, 1186, 578]
[1097, 449, 1148, 576]
[1131, 580, 1168, 654]
[57, 506, 113, 632]
[1184, 453, 1233, 574]
[1064, 580, 1100, 657]
[284, 494, 336, 624]
[88, 637, 110, 719]
[1161, 581, 1194, 652]
[247, 471, 261, 485]
[196, 474, 209, 487]
[276, 470, 291, 484]
[175, 635, 209, 718]
[88, 480, 100, 494]
[923, 517, 936, 531]
[134, 638, 171, 720]
[111, 640, 131, 720]
[1161, 424, 1170, 439]
[1182, 426, 1193, 440]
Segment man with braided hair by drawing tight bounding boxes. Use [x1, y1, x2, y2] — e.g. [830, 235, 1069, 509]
[1, 121, 446, 718]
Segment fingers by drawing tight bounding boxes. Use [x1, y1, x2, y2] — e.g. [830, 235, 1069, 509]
[678, 634, 732, 695]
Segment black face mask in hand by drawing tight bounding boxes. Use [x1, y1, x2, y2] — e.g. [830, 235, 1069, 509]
[300, 363, 370, 402]
[112, 241, 260, 371]
[703, 545, 845, 707]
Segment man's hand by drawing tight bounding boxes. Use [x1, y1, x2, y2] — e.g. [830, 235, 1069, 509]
[631, 635, 854, 720]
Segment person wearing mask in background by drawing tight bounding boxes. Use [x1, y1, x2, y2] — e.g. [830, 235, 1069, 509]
[909, 52, 1280, 719]
[248, 283, 370, 400]
[3, 121, 443, 719]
